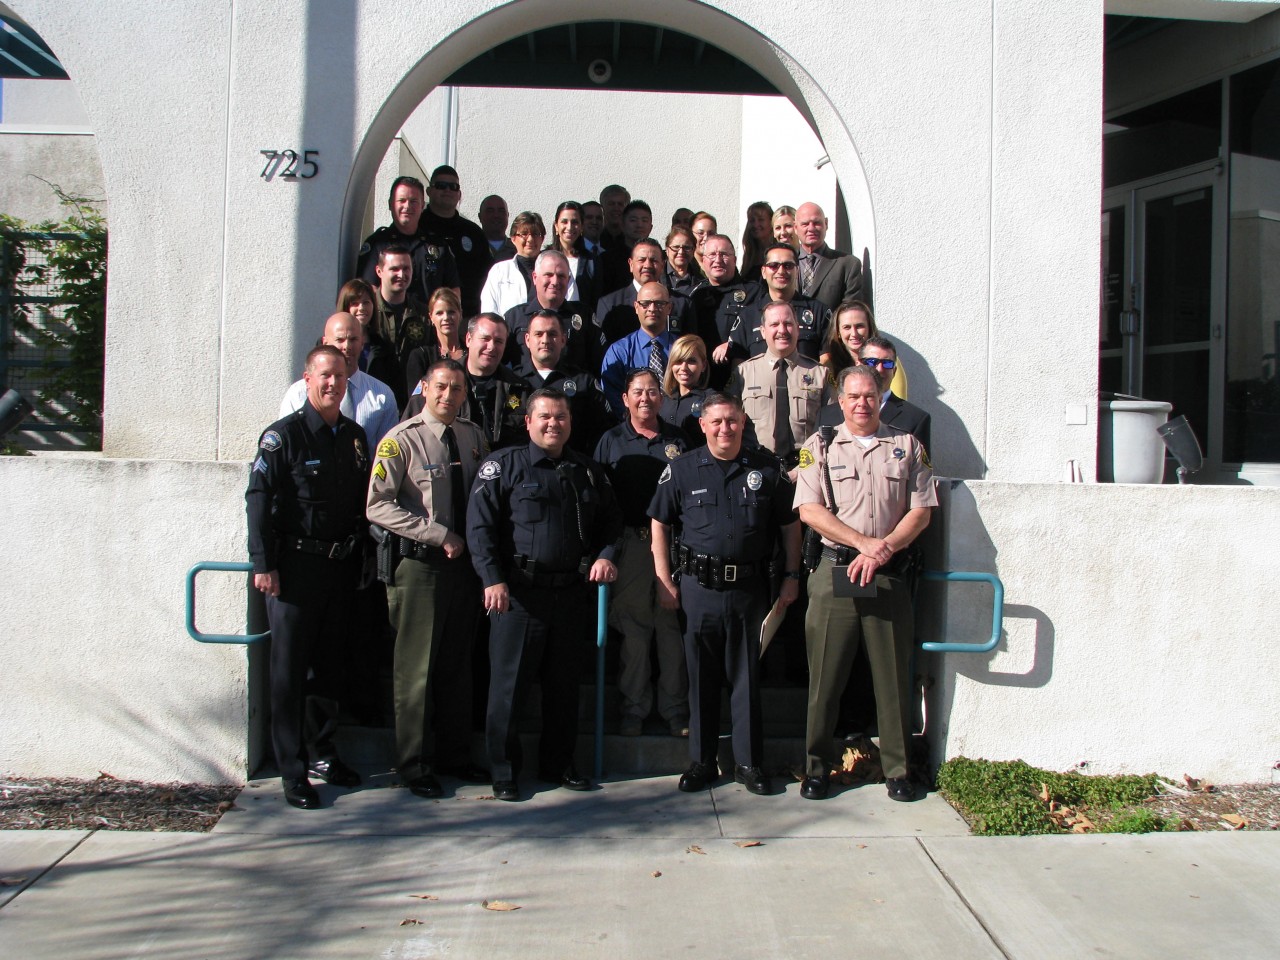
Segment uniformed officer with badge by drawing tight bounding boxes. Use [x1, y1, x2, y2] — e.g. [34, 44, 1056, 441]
[649, 393, 802, 796]
[246, 345, 370, 810]
[593, 369, 689, 738]
[356, 175, 461, 307]
[366, 359, 490, 798]
[693, 234, 762, 390]
[727, 243, 830, 363]
[727, 301, 832, 470]
[794, 364, 937, 802]
[513, 310, 613, 455]
[502, 251, 591, 370]
[467, 388, 624, 801]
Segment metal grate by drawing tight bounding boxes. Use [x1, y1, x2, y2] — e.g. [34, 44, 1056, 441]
[0, 231, 93, 448]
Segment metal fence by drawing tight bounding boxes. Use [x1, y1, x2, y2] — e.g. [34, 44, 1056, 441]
[0, 230, 95, 449]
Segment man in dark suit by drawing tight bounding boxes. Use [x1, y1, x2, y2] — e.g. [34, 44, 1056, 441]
[796, 202, 864, 312]
[818, 336, 930, 456]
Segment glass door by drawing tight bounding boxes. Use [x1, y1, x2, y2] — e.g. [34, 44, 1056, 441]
[1100, 169, 1225, 475]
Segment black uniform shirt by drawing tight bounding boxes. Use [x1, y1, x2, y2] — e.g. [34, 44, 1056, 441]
[503, 299, 591, 369]
[593, 420, 687, 528]
[357, 225, 461, 305]
[515, 358, 614, 455]
[245, 400, 371, 573]
[467, 442, 623, 587]
[420, 209, 490, 316]
[728, 293, 830, 362]
[648, 446, 795, 564]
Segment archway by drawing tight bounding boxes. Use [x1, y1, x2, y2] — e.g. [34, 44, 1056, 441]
[339, 0, 875, 281]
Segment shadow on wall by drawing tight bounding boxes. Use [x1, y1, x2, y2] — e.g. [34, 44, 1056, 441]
[916, 482, 1056, 765]
[890, 337, 986, 481]
[290, 3, 358, 368]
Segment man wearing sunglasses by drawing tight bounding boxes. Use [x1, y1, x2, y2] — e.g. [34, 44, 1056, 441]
[728, 243, 830, 364]
[422, 165, 491, 317]
[818, 336, 930, 456]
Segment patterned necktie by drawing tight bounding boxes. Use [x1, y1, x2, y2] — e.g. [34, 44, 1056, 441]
[441, 425, 466, 532]
[800, 254, 816, 295]
[774, 357, 794, 455]
[648, 338, 666, 378]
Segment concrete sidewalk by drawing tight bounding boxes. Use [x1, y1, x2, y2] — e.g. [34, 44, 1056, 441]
[2, 771, 1278, 959]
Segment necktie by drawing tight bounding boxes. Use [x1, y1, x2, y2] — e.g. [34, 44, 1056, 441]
[441, 425, 467, 533]
[774, 358, 794, 455]
[648, 338, 666, 378]
[800, 255, 816, 295]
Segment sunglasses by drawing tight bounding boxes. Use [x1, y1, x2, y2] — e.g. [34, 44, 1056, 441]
[431, 181, 461, 192]
[861, 357, 896, 370]
[763, 261, 797, 271]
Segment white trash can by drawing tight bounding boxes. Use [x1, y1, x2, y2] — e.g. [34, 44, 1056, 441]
[1098, 398, 1173, 483]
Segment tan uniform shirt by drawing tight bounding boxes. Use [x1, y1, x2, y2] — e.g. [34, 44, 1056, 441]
[792, 422, 936, 544]
[728, 352, 831, 455]
[366, 410, 487, 545]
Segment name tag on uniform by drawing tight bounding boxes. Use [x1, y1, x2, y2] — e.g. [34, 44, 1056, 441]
[303, 459, 322, 477]
[691, 488, 708, 495]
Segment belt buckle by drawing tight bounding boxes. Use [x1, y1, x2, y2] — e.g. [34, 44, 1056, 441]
[327, 542, 344, 559]
[723, 564, 738, 583]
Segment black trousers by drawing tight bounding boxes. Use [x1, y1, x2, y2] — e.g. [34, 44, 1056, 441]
[266, 550, 358, 780]
[680, 579, 766, 769]
[485, 582, 592, 782]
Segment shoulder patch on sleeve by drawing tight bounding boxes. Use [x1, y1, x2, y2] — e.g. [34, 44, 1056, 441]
[479, 460, 501, 480]
[260, 430, 282, 452]
[376, 437, 401, 459]
[797, 448, 815, 469]
[658, 464, 672, 484]
[373, 461, 387, 481]
[252, 456, 268, 475]
[922, 447, 932, 470]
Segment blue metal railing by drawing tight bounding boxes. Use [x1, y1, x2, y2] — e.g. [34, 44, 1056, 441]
[185, 561, 270, 644]
[917, 570, 1004, 654]
[594, 583, 610, 781]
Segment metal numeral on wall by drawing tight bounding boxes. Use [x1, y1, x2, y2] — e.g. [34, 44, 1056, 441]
[259, 150, 319, 181]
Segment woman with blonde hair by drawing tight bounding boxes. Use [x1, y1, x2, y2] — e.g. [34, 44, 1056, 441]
[404, 287, 466, 394]
[740, 200, 774, 280]
[659, 335, 712, 446]
[772, 205, 798, 249]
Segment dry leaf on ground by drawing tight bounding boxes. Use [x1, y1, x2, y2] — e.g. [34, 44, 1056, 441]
[1222, 814, 1248, 830]
[1, 876, 29, 886]
[408, 894, 439, 901]
[651, 871, 662, 878]
[734, 840, 763, 848]
[482, 900, 521, 911]
[686, 844, 706, 855]
[399, 918, 423, 926]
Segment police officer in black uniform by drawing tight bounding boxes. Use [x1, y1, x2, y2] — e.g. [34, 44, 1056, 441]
[513, 310, 613, 455]
[246, 345, 371, 810]
[728, 243, 830, 363]
[356, 175, 461, 306]
[467, 388, 623, 802]
[649, 392, 802, 796]
[690, 234, 763, 390]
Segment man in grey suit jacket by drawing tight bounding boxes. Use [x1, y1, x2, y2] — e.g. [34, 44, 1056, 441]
[796, 202, 865, 312]
[817, 336, 930, 456]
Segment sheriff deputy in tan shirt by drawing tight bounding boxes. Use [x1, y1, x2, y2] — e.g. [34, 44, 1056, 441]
[727, 301, 831, 469]
[366, 358, 490, 799]
[792, 363, 936, 804]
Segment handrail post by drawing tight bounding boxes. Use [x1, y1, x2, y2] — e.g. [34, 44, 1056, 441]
[595, 582, 610, 781]
[186, 561, 271, 644]
[917, 570, 1004, 654]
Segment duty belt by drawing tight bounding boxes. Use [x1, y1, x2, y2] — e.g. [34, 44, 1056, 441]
[821, 544, 916, 577]
[281, 534, 360, 560]
[509, 554, 585, 588]
[821, 545, 857, 565]
[401, 540, 446, 562]
[679, 552, 762, 590]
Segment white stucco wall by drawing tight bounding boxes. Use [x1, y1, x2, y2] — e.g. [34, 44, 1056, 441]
[927, 480, 1280, 783]
[0, 456, 253, 782]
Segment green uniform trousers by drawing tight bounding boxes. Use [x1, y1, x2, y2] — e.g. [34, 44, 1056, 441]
[804, 556, 914, 779]
[387, 554, 479, 782]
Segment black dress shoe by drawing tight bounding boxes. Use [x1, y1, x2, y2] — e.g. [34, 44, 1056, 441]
[405, 774, 443, 798]
[734, 765, 773, 796]
[886, 777, 917, 802]
[492, 779, 520, 802]
[437, 763, 491, 784]
[283, 777, 321, 810]
[677, 761, 719, 793]
[800, 775, 830, 800]
[540, 766, 592, 791]
[307, 757, 361, 787]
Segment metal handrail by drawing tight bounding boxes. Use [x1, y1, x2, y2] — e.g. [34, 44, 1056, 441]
[594, 582, 610, 781]
[185, 561, 270, 644]
[917, 570, 1004, 653]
